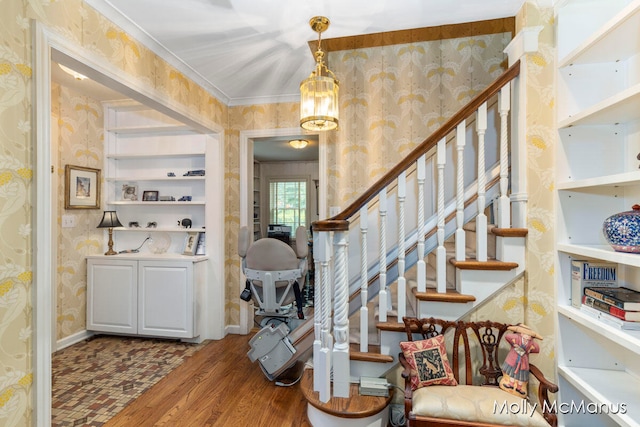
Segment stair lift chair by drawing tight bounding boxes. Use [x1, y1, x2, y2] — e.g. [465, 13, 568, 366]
[238, 226, 311, 381]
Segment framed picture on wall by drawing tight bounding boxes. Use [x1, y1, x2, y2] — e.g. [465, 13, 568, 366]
[65, 165, 101, 209]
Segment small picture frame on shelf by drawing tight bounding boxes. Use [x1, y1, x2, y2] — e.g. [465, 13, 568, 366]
[65, 165, 101, 209]
[183, 231, 199, 255]
[142, 190, 159, 201]
[122, 183, 138, 201]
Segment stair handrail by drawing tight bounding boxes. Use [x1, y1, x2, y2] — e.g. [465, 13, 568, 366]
[313, 59, 520, 232]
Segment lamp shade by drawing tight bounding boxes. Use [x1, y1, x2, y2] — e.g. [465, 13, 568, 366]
[97, 211, 123, 228]
[289, 139, 309, 149]
[300, 75, 339, 131]
[299, 16, 339, 131]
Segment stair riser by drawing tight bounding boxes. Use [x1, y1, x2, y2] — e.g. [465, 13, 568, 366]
[416, 300, 475, 321]
[496, 236, 525, 273]
[456, 269, 517, 300]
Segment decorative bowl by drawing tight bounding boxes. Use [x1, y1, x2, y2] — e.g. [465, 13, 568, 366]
[603, 204, 640, 253]
[148, 232, 171, 254]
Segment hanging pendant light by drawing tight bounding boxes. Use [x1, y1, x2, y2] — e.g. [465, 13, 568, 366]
[300, 16, 339, 131]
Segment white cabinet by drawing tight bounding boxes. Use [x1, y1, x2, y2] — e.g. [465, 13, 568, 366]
[87, 255, 206, 340]
[102, 100, 216, 254]
[556, 1, 640, 426]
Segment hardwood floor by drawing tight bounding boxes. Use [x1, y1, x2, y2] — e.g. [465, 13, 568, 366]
[105, 333, 312, 427]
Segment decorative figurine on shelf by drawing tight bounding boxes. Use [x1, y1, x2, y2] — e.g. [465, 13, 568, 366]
[499, 323, 542, 397]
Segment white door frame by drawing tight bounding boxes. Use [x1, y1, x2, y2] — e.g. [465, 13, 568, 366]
[33, 21, 226, 426]
[238, 128, 327, 334]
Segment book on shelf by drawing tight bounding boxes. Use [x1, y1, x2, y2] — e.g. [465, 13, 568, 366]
[571, 260, 617, 308]
[584, 286, 640, 311]
[582, 295, 640, 322]
[579, 304, 640, 331]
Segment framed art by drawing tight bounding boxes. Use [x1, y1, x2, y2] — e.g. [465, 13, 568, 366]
[183, 231, 199, 255]
[65, 165, 100, 209]
[122, 183, 138, 201]
[142, 190, 159, 201]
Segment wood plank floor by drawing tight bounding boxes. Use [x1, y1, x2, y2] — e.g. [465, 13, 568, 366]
[105, 333, 312, 427]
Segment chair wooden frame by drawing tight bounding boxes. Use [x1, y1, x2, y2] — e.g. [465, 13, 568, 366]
[399, 317, 559, 427]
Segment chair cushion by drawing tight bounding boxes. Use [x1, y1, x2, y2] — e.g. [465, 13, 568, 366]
[412, 385, 549, 427]
[400, 335, 457, 390]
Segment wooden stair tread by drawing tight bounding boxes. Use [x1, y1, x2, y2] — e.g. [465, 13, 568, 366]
[412, 287, 476, 303]
[300, 369, 393, 418]
[449, 258, 518, 270]
[349, 343, 394, 363]
[491, 227, 528, 237]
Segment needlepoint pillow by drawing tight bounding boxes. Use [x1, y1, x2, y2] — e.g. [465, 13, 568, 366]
[400, 334, 458, 390]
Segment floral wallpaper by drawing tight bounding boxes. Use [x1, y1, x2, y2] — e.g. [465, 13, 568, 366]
[225, 32, 512, 327]
[0, 0, 557, 424]
[470, 0, 556, 389]
[53, 84, 104, 340]
[0, 1, 225, 425]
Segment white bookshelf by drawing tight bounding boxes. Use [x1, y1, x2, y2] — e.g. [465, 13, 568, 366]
[556, 1, 640, 426]
[103, 100, 214, 254]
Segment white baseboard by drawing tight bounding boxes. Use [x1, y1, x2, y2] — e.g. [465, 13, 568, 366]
[55, 330, 94, 351]
[225, 324, 245, 335]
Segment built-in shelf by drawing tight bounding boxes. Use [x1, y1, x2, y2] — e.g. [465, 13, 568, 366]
[558, 0, 640, 68]
[109, 201, 205, 206]
[557, 243, 640, 268]
[557, 366, 640, 427]
[556, 2, 640, 425]
[557, 171, 640, 190]
[114, 227, 206, 233]
[105, 176, 205, 182]
[558, 305, 640, 353]
[558, 82, 640, 128]
[103, 100, 212, 254]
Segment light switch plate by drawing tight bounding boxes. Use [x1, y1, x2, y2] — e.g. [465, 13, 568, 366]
[62, 214, 76, 228]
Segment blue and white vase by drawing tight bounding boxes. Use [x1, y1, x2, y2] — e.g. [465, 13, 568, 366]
[603, 204, 640, 253]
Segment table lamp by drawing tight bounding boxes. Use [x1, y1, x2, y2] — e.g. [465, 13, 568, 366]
[97, 211, 123, 255]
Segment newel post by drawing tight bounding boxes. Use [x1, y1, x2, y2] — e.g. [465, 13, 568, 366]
[504, 26, 542, 228]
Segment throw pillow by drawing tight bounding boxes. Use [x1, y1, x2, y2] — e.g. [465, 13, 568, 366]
[400, 334, 458, 390]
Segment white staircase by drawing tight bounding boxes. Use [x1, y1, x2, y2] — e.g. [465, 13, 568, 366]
[302, 59, 527, 426]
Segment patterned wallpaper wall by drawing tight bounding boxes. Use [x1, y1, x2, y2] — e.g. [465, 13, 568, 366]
[225, 33, 512, 326]
[470, 0, 556, 387]
[0, 1, 225, 425]
[53, 84, 105, 340]
[0, 0, 556, 424]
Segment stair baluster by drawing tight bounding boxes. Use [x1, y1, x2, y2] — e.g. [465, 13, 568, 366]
[476, 102, 488, 262]
[397, 172, 407, 320]
[377, 188, 389, 322]
[436, 138, 447, 293]
[498, 84, 511, 229]
[359, 206, 369, 353]
[455, 121, 466, 261]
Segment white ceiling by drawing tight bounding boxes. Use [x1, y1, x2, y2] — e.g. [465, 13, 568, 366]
[58, 0, 527, 162]
[85, 0, 527, 106]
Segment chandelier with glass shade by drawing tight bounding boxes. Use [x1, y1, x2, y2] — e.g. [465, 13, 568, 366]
[300, 16, 339, 131]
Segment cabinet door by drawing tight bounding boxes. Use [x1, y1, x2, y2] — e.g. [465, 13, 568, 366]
[137, 260, 194, 338]
[87, 259, 137, 334]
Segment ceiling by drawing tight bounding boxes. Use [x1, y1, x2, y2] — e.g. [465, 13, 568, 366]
[85, 0, 527, 106]
[57, 0, 527, 162]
